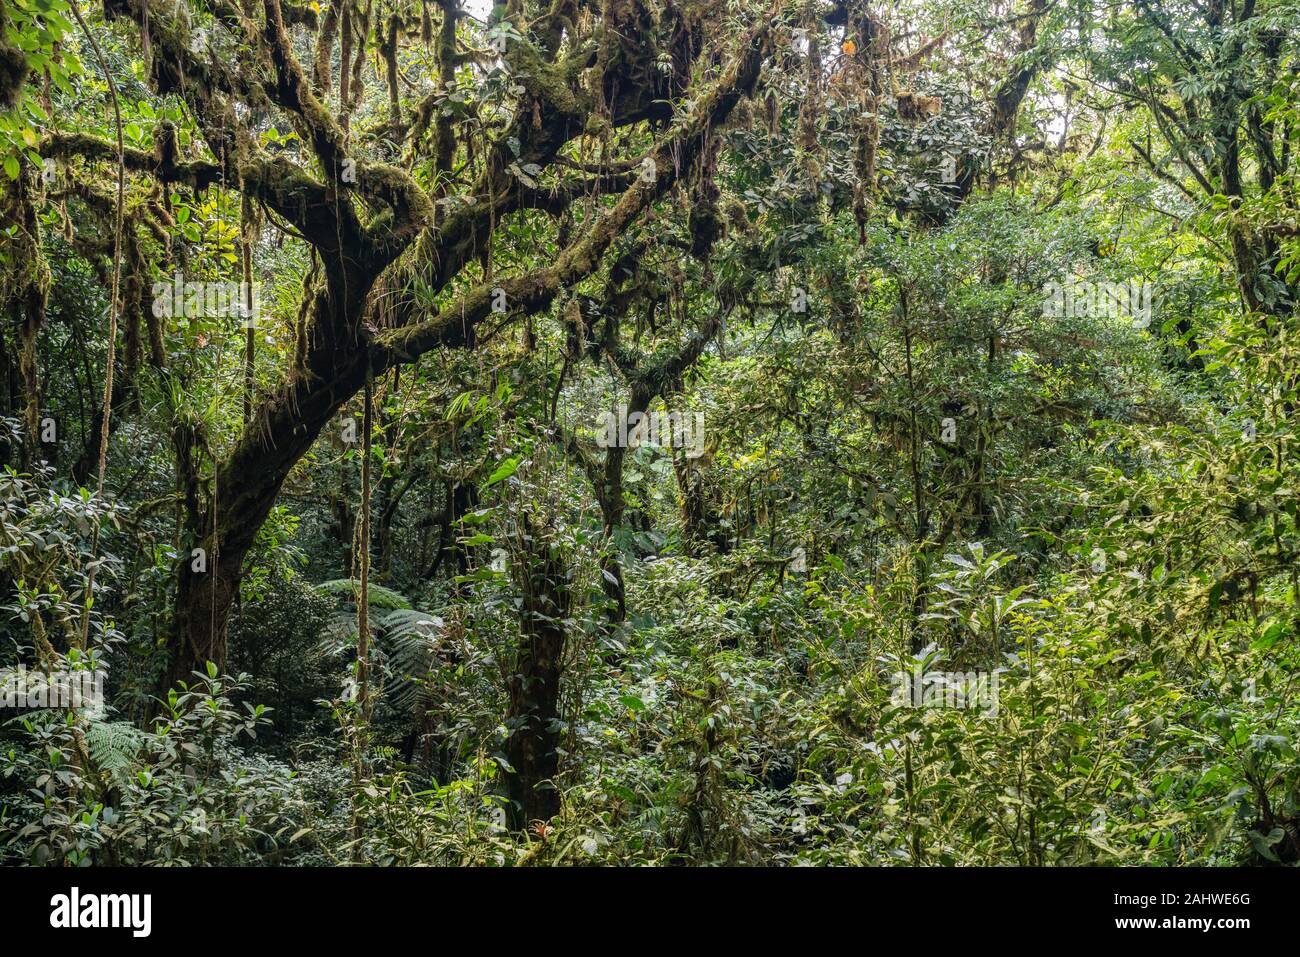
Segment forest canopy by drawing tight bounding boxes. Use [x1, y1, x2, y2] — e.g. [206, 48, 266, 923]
[0, 0, 1299, 867]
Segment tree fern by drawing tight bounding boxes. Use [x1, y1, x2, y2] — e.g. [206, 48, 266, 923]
[379, 610, 445, 712]
[314, 579, 413, 610]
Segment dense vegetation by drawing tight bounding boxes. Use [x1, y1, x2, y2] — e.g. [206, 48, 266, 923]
[0, 0, 1298, 866]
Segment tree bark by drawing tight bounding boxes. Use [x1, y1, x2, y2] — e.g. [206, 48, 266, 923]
[167, 267, 375, 687]
[503, 518, 571, 830]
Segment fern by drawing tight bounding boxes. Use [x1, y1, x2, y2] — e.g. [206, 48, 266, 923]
[317, 611, 359, 657]
[84, 720, 149, 784]
[310, 582, 448, 714]
[314, 579, 412, 610]
[380, 610, 445, 712]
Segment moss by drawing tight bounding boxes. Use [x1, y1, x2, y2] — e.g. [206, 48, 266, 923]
[896, 91, 942, 123]
[508, 38, 593, 118]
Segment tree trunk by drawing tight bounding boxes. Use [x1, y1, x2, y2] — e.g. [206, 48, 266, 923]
[503, 518, 571, 830]
[166, 272, 374, 688]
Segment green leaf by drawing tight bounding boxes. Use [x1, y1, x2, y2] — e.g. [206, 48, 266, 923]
[1252, 620, 1287, 651]
[1248, 828, 1283, 862]
[483, 456, 519, 488]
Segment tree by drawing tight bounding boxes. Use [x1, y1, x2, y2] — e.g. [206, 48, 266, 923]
[34, 0, 780, 684]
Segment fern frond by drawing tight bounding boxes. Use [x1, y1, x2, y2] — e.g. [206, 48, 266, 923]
[314, 579, 413, 610]
[84, 720, 149, 782]
[380, 610, 445, 712]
